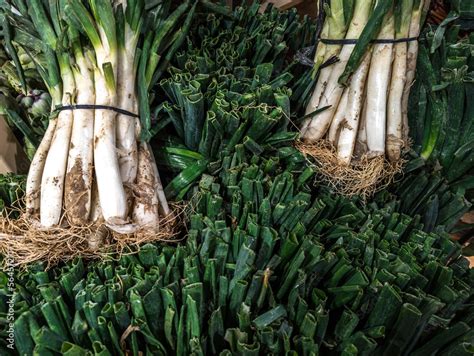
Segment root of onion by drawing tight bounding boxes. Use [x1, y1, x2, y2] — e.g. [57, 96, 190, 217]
[0, 202, 185, 268]
[296, 140, 405, 199]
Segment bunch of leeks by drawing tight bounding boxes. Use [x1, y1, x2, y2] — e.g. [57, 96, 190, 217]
[1, 0, 195, 232]
[301, 0, 430, 165]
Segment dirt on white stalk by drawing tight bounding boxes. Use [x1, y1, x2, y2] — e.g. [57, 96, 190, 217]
[132, 142, 160, 230]
[90, 178, 103, 223]
[328, 89, 349, 144]
[387, 44, 409, 162]
[337, 50, 372, 164]
[354, 94, 368, 157]
[116, 28, 139, 210]
[64, 55, 95, 224]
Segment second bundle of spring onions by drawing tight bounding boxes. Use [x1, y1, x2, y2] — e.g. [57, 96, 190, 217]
[300, 0, 430, 196]
[0, 0, 195, 233]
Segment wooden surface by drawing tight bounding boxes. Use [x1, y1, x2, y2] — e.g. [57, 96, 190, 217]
[259, 0, 318, 16]
[230, 0, 317, 17]
[0, 115, 29, 174]
[294, 0, 318, 17]
[259, 0, 304, 12]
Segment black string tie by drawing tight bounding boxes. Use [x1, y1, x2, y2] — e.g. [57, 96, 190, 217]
[54, 104, 139, 118]
[319, 37, 419, 45]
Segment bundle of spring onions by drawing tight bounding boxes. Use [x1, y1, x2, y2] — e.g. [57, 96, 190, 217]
[299, 0, 431, 196]
[0, 0, 196, 235]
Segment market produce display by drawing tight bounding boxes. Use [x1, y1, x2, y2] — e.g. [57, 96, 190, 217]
[0, 0, 473, 355]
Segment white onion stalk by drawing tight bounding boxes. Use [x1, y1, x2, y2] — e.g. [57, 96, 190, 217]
[93, 65, 128, 224]
[25, 112, 57, 217]
[40, 55, 76, 227]
[313, 19, 330, 78]
[387, 0, 414, 162]
[301, 20, 329, 133]
[337, 50, 372, 164]
[327, 89, 349, 144]
[23, 1, 63, 222]
[116, 10, 139, 204]
[117, 0, 164, 230]
[354, 95, 368, 157]
[401, 0, 428, 140]
[67, 0, 128, 226]
[64, 49, 95, 224]
[149, 144, 171, 216]
[132, 142, 160, 230]
[302, 0, 349, 134]
[365, 13, 395, 158]
[90, 178, 102, 223]
[128, 2, 192, 221]
[303, 0, 373, 141]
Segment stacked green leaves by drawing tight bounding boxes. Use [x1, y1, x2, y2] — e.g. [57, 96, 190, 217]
[158, 60, 300, 200]
[154, 3, 316, 198]
[2, 151, 473, 354]
[450, 0, 474, 27]
[409, 25, 474, 190]
[374, 157, 472, 233]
